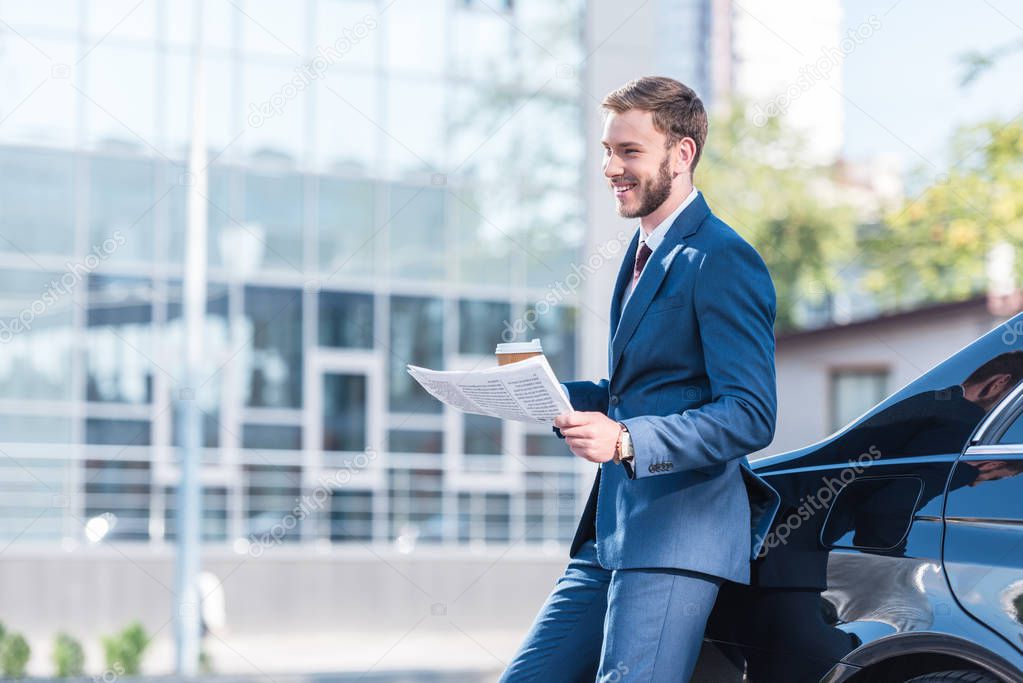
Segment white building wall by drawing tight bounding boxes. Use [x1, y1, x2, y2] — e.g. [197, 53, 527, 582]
[731, 0, 845, 164]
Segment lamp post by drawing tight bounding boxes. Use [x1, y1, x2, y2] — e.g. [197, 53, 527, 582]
[175, 0, 207, 674]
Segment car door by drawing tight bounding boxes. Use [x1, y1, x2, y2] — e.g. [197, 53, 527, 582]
[944, 381, 1023, 656]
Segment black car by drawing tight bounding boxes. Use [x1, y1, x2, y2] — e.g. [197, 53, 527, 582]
[690, 314, 1023, 683]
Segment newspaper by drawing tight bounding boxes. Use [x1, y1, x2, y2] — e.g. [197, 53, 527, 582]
[406, 355, 572, 424]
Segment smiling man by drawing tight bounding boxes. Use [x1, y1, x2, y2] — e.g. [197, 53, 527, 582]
[500, 77, 782, 682]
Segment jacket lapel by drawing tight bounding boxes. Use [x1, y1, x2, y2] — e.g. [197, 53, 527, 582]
[607, 231, 639, 372]
[609, 192, 711, 378]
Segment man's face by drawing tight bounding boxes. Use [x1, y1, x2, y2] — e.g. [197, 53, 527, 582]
[962, 372, 1014, 409]
[601, 109, 675, 219]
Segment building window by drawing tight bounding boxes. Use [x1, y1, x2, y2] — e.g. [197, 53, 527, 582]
[525, 471, 576, 544]
[88, 156, 154, 264]
[243, 171, 304, 270]
[0, 269, 74, 401]
[84, 460, 151, 541]
[318, 291, 374, 349]
[389, 296, 444, 413]
[245, 464, 302, 543]
[242, 424, 302, 450]
[458, 491, 511, 543]
[459, 299, 511, 355]
[316, 179, 376, 276]
[388, 430, 443, 454]
[85, 419, 151, 446]
[525, 431, 569, 457]
[521, 303, 577, 381]
[388, 468, 443, 544]
[460, 0, 514, 10]
[464, 413, 503, 470]
[830, 368, 889, 432]
[244, 286, 303, 409]
[388, 184, 447, 279]
[86, 276, 154, 404]
[163, 486, 229, 542]
[329, 490, 374, 542]
[0, 148, 74, 254]
[322, 373, 367, 452]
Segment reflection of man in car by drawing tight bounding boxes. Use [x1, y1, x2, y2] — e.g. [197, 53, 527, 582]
[781, 350, 1023, 472]
[865, 350, 1023, 457]
[961, 350, 1023, 412]
[968, 458, 1023, 486]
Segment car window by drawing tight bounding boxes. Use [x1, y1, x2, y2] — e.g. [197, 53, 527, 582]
[997, 404, 1023, 444]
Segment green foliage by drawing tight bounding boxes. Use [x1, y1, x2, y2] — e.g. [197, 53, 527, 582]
[102, 622, 149, 676]
[0, 631, 31, 678]
[860, 118, 1023, 308]
[960, 38, 1023, 86]
[199, 649, 214, 674]
[700, 102, 858, 330]
[52, 632, 85, 678]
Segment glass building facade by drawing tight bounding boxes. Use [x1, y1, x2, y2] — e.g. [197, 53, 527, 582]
[0, 0, 587, 550]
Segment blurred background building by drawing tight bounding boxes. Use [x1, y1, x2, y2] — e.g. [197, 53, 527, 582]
[0, 0, 590, 675]
[1, 0, 1021, 678]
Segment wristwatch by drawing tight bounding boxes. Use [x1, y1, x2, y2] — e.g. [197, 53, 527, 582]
[613, 423, 634, 467]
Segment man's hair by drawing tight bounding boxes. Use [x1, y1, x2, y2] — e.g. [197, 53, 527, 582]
[601, 76, 709, 171]
[964, 350, 1023, 387]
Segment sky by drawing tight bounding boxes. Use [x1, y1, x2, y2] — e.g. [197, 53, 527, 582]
[841, 0, 1023, 181]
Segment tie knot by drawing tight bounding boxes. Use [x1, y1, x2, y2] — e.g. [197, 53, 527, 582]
[635, 241, 653, 270]
[633, 242, 653, 287]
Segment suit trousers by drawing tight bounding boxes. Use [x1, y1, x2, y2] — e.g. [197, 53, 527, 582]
[500, 537, 722, 682]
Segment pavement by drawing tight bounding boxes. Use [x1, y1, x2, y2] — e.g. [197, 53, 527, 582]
[23, 629, 519, 682]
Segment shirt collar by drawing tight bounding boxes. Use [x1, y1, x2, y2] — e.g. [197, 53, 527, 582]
[639, 186, 699, 254]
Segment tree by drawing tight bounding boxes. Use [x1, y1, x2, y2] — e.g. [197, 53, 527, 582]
[859, 118, 1023, 307]
[699, 103, 858, 330]
[960, 38, 1023, 86]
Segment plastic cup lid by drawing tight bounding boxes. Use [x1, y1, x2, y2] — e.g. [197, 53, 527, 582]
[495, 338, 543, 354]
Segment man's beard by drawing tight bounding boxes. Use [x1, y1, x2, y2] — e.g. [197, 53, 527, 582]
[615, 155, 673, 219]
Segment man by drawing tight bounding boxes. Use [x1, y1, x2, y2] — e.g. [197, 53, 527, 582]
[501, 76, 781, 682]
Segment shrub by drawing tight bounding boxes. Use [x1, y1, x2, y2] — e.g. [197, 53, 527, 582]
[52, 632, 85, 678]
[101, 622, 148, 676]
[0, 632, 31, 678]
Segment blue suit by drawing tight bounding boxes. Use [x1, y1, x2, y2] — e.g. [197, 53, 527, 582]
[502, 192, 781, 682]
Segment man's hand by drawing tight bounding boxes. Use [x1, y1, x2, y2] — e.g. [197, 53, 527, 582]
[554, 411, 621, 463]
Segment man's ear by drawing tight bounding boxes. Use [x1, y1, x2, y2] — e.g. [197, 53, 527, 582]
[979, 372, 1012, 401]
[675, 137, 697, 178]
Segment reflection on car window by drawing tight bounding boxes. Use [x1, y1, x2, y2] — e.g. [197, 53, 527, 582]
[997, 402, 1023, 445]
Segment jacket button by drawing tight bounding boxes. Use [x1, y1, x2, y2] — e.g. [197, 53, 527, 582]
[648, 464, 655, 473]
[609, 395, 619, 406]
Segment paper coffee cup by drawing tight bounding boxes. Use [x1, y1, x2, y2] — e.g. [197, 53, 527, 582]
[495, 338, 543, 366]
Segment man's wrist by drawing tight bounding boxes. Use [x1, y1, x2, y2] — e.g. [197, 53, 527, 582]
[613, 423, 634, 466]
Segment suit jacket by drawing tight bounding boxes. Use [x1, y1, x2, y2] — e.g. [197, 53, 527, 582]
[561, 191, 781, 585]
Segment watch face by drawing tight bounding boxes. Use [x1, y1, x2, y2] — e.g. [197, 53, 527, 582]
[620, 430, 634, 461]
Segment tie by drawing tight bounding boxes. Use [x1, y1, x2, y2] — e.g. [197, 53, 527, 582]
[632, 241, 653, 289]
